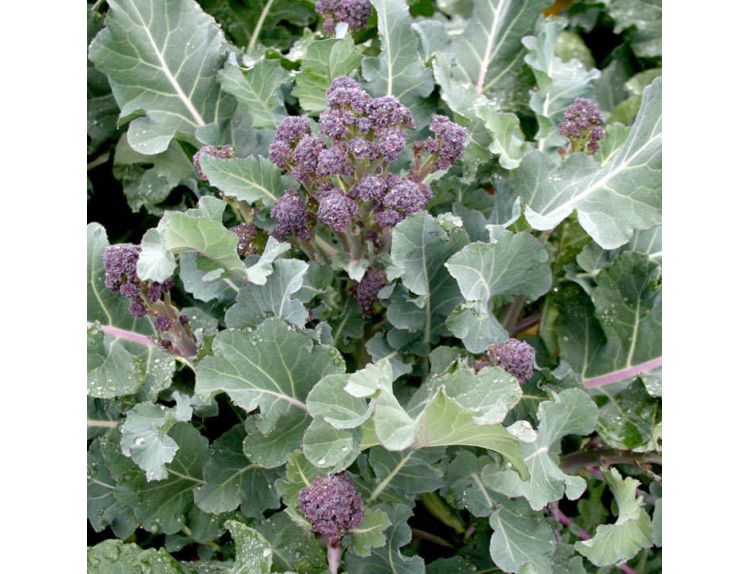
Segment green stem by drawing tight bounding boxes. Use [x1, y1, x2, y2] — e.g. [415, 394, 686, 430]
[419, 492, 465, 534]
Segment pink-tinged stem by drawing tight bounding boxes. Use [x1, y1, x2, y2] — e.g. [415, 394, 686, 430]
[327, 543, 341, 574]
[583, 357, 662, 388]
[549, 503, 637, 574]
[87, 322, 155, 347]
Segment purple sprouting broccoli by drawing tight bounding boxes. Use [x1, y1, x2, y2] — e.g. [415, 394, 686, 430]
[351, 174, 387, 204]
[416, 115, 468, 171]
[559, 97, 605, 155]
[382, 178, 428, 224]
[192, 145, 236, 181]
[291, 135, 326, 183]
[318, 187, 357, 232]
[298, 473, 364, 544]
[352, 267, 387, 316]
[316, 0, 372, 36]
[230, 223, 257, 257]
[271, 189, 313, 241]
[269, 117, 313, 169]
[487, 338, 536, 383]
[102, 245, 197, 357]
[317, 145, 353, 177]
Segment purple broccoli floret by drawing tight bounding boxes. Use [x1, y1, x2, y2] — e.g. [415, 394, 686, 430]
[487, 338, 536, 383]
[353, 267, 387, 316]
[351, 174, 387, 204]
[298, 473, 364, 544]
[316, 145, 352, 177]
[368, 96, 415, 131]
[326, 76, 372, 112]
[291, 135, 326, 183]
[269, 117, 313, 168]
[318, 187, 357, 232]
[103, 244, 141, 296]
[271, 189, 313, 241]
[559, 97, 605, 154]
[422, 115, 468, 170]
[230, 223, 257, 257]
[154, 316, 172, 333]
[347, 137, 375, 160]
[383, 179, 428, 216]
[192, 145, 236, 181]
[316, 0, 372, 36]
[377, 128, 407, 162]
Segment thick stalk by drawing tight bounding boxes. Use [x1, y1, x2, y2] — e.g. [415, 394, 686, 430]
[327, 543, 341, 574]
[559, 449, 662, 473]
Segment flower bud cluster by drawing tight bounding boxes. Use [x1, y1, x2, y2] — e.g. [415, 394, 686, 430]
[230, 223, 257, 257]
[267, 77, 467, 242]
[298, 473, 364, 544]
[102, 244, 197, 356]
[315, 0, 372, 35]
[477, 338, 536, 383]
[192, 145, 236, 181]
[351, 267, 387, 316]
[559, 98, 605, 155]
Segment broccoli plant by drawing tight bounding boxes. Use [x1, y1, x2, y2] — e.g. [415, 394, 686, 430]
[87, 1, 662, 573]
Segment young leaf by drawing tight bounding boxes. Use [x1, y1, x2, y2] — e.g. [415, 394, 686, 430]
[200, 155, 290, 207]
[225, 520, 274, 574]
[349, 508, 392, 557]
[88, 539, 184, 574]
[489, 498, 557, 573]
[218, 59, 289, 129]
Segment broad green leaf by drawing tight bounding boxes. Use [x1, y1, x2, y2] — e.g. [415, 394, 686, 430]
[596, 382, 660, 450]
[244, 409, 311, 469]
[137, 228, 176, 283]
[301, 417, 361, 471]
[195, 318, 345, 431]
[445, 451, 505, 517]
[444, 301, 505, 354]
[365, 448, 446, 502]
[274, 451, 327, 506]
[247, 237, 291, 285]
[219, 59, 289, 129]
[345, 359, 395, 398]
[477, 108, 529, 169]
[363, 0, 434, 106]
[88, 0, 227, 154]
[523, 19, 600, 151]
[307, 374, 372, 429]
[225, 520, 273, 574]
[345, 504, 425, 574]
[200, 155, 290, 207]
[575, 469, 653, 566]
[88, 539, 183, 574]
[194, 425, 281, 516]
[489, 498, 556, 573]
[609, 0, 662, 58]
[129, 424, 208, 534]
[365, 333, 413, 380]
[292, 37, 362, 113]
[350, 508, 392, 557]
[426, 557, 478, 574]
[120, 392, 193, 481]
[225, 259, 309, 329]
[434, 0, 552, 117]
[179, 252, 237, 303]
[253, 511, 327, 573]
[158, 204, 246, 279]
[484, 389, 598, 510]
[514, 78, 662, 249]
[558, 253, 661, 386]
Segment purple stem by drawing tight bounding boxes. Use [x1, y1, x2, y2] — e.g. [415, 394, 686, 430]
[549, 503, 637, 574]
[583, 357, 662, 388]
[87, 322, 155, 347]
[511, 313, 541, 335]
[327, 543, 341, 574]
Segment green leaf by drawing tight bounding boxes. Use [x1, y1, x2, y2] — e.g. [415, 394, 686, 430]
[434, 0, 552, 116]
[445, 302, 505, 354]
[483, 389, 598, 510]
[522, 19, 600, 150]
[365, 333, 413, 380]
[247, 237, 291, 285]
[514, 78, 662, 249]
[179, 252, 237, 303]
[196, 318, 345, 431]
[253, 511, 327, 573]
[489, 498, 557, 573]
[350, 508, 392, 557]
[88, 0, 227, 154]
[446, 451, 505, 518]
[346, 504, 425, 574]
[194, 425, 281, 516]
[363, 0, 434, 106]
[88, 539, 183, 574]
[652, 498, 662, 547]
[608, 0, 662, 58]
[120, 392, 193, 481]
[244, 409, 311, 469]
[292, 37, 362, 113]
[558, 252, 661, 386]
[302, 417, 361, 471]
[200, 155, 290, 207]
[219, 59, 289, 129]
[274, 451, 327, 506]
[365, 448, 446, 502]
[477, 108, 529, 169]
[225, 520, 273, 574]
[137, 228, 176, 283]
[596, 382, 660, 450]
[575, 468, 653, 566]
[307, 374, 372, 429]
[129, 424, 208, 534]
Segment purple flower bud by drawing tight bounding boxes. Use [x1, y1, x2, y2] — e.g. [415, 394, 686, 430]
[102, 244, 141, 293]
[315, 0, 372, 35]
[326, 76, 372, 113]
[292, 135, 326, 183]
[269, 140, 293, 168]
[423, 115, 467, 170]
[316, 145, 352, 177]
[298, 473, 364, 543]
[375, 208, 402, 228]
[377, 128, 407, 162]
[319, 110, 349, 140]
[129, 299, 147, 318]
[383, 179, 427, 215]
[487, 338, 536, 383]
[347, 137, 375, 160]
[353, 267, 387, 316]
[155, 316, 172, 333]
[179, 314, 189, 325]
[271, 189, 312, 241]
[351, 175, 387, 204]
[192, 145, 236, 181]
[368, 96, 414, 130]
[274, 116, 312, 145]
[318, 187, 357, 232]
[474, 357, 491, 373]
[559, 98, 605, 154]
[230, 223, 257, 257]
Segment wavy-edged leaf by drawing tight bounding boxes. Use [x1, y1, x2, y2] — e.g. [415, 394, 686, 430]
[253, 511, 327, 573]
[225, 520, 273, 574]
[489, 498, 556, 573]
[88, 539, 183, 574]
[219, 59, 289, 129]
[88, 0, 228, 154]
[201, 155, 289, 207]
